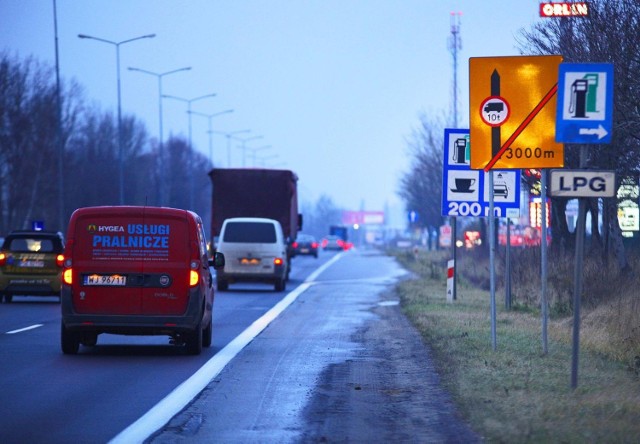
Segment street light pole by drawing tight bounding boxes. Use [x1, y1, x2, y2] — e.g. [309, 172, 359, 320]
[210, 130, 251, 167]
[237, 135, 264, 168]
[248, 145, 272, 167]
[189, 109, 234, 166]
[127, 66, 191, 205]
[78, 32, 156, 205]
[163, 93, 217, 209]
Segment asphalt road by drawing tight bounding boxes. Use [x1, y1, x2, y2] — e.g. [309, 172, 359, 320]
[1, 249, 479, 443]
[0, 250, 334, 443]
[148, 249, 480, 443]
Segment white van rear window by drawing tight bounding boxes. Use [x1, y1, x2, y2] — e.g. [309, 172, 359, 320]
[223, 222, 276, 243]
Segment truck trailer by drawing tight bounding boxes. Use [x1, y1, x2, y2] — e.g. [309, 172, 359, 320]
[209, 168, 302, 270]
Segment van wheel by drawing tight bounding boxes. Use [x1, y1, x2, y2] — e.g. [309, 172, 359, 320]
[61, 323, 80, 355]
[202, 319, 212, 348]
[217, 279, 228, 291]
[275, 278, 286, 292]
[186, 319, 203, 355]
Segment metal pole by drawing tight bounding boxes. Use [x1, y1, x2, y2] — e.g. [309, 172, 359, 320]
[571, 147, 588, 389]
[451, 217, 457, 300]
[115, 45, 124, 204]
[489, 171, 497, 350]
[541, 169, 549, 355]
[158, 75, 164, 205]
[505, 217, 511, 310]
[53, 0, 64, 229]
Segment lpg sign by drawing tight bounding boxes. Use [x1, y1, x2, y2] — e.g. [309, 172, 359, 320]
[549, 170, 615, 197]
[540, 2, 589, 18]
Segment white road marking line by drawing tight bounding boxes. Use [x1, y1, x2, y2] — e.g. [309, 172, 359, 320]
[110, 254, 344, 444]
[6, 324, 44, 334]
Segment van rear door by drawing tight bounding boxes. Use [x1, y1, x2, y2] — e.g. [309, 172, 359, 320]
[71, 207, 191, 316]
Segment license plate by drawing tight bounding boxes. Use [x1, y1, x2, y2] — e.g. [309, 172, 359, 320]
[19, 260, 44, 268]
[239, 258, 260, 265]
[300, 248, 310, 253]
[83, 274, 127, 286]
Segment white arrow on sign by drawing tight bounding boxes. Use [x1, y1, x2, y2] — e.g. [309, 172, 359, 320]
[578, 124, 608, 140]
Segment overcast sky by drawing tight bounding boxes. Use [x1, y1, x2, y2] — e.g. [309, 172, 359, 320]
[1, 0, 542, 218]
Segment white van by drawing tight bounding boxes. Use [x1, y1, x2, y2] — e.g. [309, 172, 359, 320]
[215, 217, 288, 292]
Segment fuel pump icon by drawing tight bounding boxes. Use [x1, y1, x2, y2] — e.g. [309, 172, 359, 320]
[452, 137, 469, 164]
[569, 78, 589, 118]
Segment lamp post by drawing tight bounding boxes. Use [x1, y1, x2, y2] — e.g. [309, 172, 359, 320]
[189, 109, 234, 166]
[248, 145, 272, 167]
[237, 135, 264, 168]
[163, 93, 216, 209]
[211, 130, 251, 167]
[78, 32, 156, 205]
[128, 66, 191, 206]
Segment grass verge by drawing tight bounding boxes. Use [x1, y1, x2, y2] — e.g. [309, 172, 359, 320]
[395, 249, 640, 443]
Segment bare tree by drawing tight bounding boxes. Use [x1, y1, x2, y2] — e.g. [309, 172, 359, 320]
[398, 112, 447, 231]
[518, 0, 640, 271]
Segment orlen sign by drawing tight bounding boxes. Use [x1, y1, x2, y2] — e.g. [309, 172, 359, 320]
[540, 2, 589, 17]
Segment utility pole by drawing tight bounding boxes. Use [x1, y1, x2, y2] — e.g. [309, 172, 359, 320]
[447, 11, 462, 301]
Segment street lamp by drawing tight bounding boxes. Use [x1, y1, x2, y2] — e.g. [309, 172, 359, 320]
[163, 93, 217, 209]
[189, 109, 234, 166]
[237, 135, 264, 168]
[211, 129, 251, 167]
[78, 32, 156, 204]
[248, 145, 272, 167]
[128, 66, 191, 205]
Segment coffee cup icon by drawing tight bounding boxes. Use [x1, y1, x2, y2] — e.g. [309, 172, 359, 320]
[454, 177, 475, 192]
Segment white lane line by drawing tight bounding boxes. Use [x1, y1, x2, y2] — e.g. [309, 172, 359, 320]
[110, 254, 344, 444]
[6, 324, 44, 335]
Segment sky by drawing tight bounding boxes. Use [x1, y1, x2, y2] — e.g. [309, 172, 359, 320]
[1, 0, 544, 223]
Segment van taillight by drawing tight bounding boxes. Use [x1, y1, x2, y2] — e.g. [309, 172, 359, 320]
[189, 270, 199, 287]
[0, 253, 6, 266]
[274, 258, 284, 266]
[63, 268, 73, 285]
[56, 254, 64, 267]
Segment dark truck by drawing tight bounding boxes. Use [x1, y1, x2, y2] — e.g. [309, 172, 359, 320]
[209, 168, 302, 272]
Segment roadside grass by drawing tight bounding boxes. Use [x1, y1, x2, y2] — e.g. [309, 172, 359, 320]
[395, 248, 640, 443]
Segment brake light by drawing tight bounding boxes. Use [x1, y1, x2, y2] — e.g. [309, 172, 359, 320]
[292, 242, 299, 248]
[189, 270, 200, 287]
[311, 242, 318, 248]
[56, 254, 64, 267]
[274, 257, 284, 266]
[63, 268, 73, 285]
[0, 253, 5, 266]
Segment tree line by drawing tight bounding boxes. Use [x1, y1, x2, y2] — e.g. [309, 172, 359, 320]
[399, 0, 640, 272]
[0, 51, 346, 242]
[0, 52, 222, 236]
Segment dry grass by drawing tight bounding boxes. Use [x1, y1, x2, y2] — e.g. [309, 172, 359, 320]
[394, 247, 640, 443]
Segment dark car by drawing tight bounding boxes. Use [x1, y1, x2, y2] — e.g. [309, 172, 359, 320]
[322, 235, 345, 251]
[292, 234, 319, 258]
[0, 230, 65, 302]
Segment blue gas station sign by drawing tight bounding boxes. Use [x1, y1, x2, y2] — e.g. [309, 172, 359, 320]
[556, 63, 613, 144]
[441, 128, 520, 218]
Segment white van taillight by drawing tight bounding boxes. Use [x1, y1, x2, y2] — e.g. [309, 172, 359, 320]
[0, 253, 6, 266]
[56, 254, 64, 267]
[189, 270, 199, 287]
[63, 268, 73, 285]
[274, 257, 284, 266]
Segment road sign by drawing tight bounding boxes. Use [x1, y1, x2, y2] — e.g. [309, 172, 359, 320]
[555, 63, 614, 144]
[441, 128, 520, 218]
[469, 55, 564, 171]
[549, 169, 615, 197]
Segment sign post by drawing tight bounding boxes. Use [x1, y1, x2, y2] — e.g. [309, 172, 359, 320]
[469, 55, 562, 352]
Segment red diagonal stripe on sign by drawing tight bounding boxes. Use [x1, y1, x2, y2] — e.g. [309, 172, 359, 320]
[484, 83, 558, 172]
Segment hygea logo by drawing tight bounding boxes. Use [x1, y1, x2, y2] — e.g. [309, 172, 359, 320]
[87, 224, 125, 233]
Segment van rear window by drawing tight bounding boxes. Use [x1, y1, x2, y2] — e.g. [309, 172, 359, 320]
[223, 222, 276, 243]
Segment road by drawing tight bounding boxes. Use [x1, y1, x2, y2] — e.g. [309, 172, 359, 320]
[0, 249, 478, 443]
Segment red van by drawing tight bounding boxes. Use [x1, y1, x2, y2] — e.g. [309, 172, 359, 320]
[60, 206, 225, 355]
